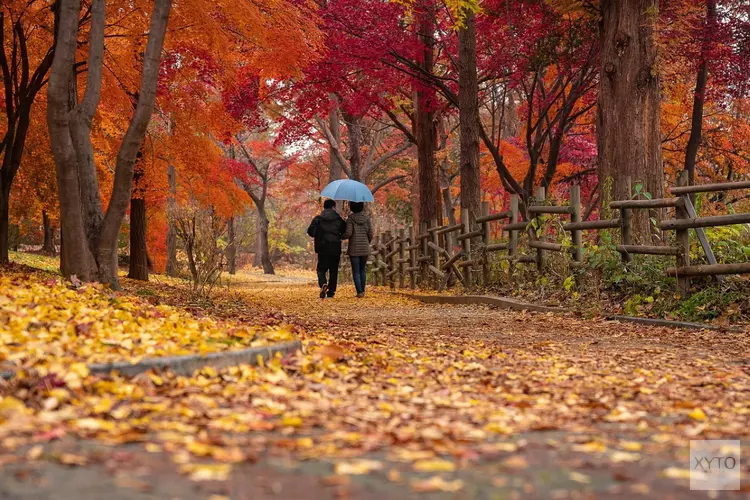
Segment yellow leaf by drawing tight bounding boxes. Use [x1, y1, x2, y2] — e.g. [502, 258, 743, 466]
[58, 453, 88, 466]
[662, 467, 691, 479]
[26, 445, 43, 460]
[688, 408, 707, 421]
[501, 455, 529, 470]
[187, 441, 214, 457]
[181, 463, 232, 482]
[334, 459, 383, 475]
[572, 441, 607, 453]
[610, 451, 641, 463]
[281, 416, 303, 428]
[411, 476, 464, 493]
[620, 441, 643, 452]
[413, 458, 456, 472]
[75, 418, 115, 431]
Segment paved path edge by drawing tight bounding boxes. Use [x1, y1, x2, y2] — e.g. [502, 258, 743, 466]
[0, 340, 302, 380]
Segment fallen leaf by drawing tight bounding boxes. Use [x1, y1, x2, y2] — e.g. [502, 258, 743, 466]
[413, 458, 456, 472]
[411, 476, 464, 493]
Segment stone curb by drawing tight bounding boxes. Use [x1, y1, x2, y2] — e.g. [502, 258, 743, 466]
[0, 340, 302, 381]
[390, 292, 746, 333]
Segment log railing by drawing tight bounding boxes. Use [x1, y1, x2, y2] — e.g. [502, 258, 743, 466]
[345, 178, 750, 295]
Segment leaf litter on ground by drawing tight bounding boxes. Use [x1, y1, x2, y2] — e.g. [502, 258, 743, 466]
[1, 266, 749, 490]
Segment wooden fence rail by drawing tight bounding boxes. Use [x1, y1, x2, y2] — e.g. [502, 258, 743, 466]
[348, 178, 750, 295]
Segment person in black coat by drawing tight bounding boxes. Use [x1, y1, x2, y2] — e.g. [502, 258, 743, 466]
[307, 199, 346, 298]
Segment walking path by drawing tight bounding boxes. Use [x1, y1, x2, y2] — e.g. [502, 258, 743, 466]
[1, 280, 748, 499]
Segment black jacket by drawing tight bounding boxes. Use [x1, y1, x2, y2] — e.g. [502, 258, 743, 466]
[307, 208, 346, 255]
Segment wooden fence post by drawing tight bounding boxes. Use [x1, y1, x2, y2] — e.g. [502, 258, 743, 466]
[381, 231, 389, 286]
[481, 201, 491, 286]
[534, 187, 545, 272]
[570, 185, 583, 265]
[398, 229, 405, 289]
[408, 227, 417, 289]
[509, 194, 519, 273]
[620, 177, 633, 263]
[675, 171, 691, 296]
[461, 209, 473, 288]
[372, 235, 380, 286]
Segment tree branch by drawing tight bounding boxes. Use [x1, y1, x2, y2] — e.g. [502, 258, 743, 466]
[371, 174, 406, 194]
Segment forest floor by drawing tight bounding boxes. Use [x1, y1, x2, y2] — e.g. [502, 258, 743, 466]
[1, 257, 749, 499]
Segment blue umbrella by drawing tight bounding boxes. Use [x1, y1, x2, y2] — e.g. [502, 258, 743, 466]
[321, 179, 374, 202]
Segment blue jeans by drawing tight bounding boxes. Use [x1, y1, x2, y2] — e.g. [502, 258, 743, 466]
[350, 256, 368, 294]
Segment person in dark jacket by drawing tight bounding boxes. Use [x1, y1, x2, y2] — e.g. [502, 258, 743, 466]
[342, 201, 373, 298]
[307, 199, 346, 298]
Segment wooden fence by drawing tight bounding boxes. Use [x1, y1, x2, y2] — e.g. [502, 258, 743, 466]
[358, 177, 750, 295]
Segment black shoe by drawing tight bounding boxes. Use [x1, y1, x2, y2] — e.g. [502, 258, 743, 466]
[327, 294, 335, 298]
[320, 284, 328, 299]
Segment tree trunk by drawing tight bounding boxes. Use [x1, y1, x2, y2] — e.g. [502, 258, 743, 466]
[343, 112, 363, 181]
[47, 0, 171, 288]
[257, 207, 275, 275]
[458, 9, 481, 223]
[165, 164, 178, 276]
[415, 1, 440, 230]
[328, 95, 342, 183]
[94, 0, 171, 288]
[684, 0, 717, 189]
[48, 0, 96, 281]
[598, 0, 664, 242]
[42, 210, 56, 254]
[226, 216, 237, 275]
[127, 168, 149, 281]
[0, 187, 9, 262]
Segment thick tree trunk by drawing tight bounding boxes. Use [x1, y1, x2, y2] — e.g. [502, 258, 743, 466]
[343, 112, 363, 181]
[684, 0, 717, 189]
[598, 0, 664, 242]
[42, 211, 56, 254]
[257, 207, 275, 275]
[458, 9, 481, 223]
[48, 0, 171, 288]
[0, 187, 9, 263]
[127, 169, 149, 281]
[415, 2, 440, 230]
[328, 95, 342, 183]
[226, 216, 237, 275]
[48, 0, 95, 281]
[165, 164, 178, 276]
[95, 0, 171, 288]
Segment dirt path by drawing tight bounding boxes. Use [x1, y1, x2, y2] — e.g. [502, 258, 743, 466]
[2, 283, 748, 499]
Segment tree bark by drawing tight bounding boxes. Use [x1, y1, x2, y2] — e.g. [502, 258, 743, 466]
[95, 0, 171, 288]
[48, 0, 171, 287]
[0, 187, 9, 262]
[342, 112, 363, 181]
[598, 0, 664, 242]
[328, 95, 342, 183]
[127, 167, 149, 281]
[684, 0, 717, 188]
[226, 216, 237, 275]
[415, 1, 440, 230]
[165, 164, 178, 276]
[257, 207, 275, 275]
[0, 5, 58, 264]
[458, 9, 481, 223]
[42, 210, 56, 254]
[48, 0, 95, 281]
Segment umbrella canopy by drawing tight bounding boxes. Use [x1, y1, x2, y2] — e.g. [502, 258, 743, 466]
[320, 179, 374, 203]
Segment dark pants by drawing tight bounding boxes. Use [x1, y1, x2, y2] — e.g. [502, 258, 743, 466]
[350, 255, 368, 294]
[316, 253, 340, 297]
